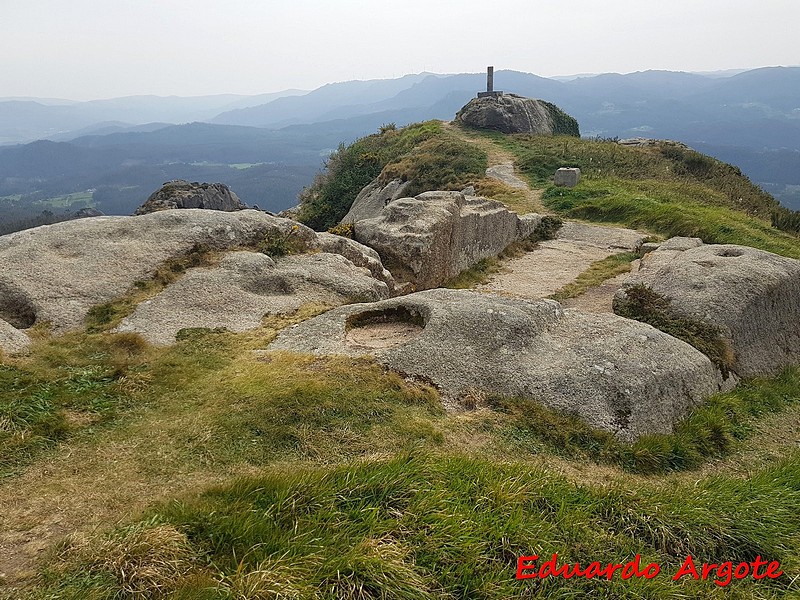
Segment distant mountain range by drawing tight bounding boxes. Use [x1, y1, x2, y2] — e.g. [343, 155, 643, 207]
[0, 89, 308, 144]
[1, 67, 799, 232]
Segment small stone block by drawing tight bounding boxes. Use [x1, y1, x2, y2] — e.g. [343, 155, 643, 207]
[554, 167, 581, 187]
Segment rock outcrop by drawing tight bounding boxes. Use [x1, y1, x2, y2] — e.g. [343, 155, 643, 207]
[352, 191, 542, 289]
[0, 210, 392, 333]
[313, 232, 395, 291]
[270, 289, 723, 441]
[614, 241, 800, 378]
[0, 319, 30, 355]
[341, 178, 412, 224]
[455, 94, 580, 136]
[72, 207, 104, 219]
[135, 180, 248, 215]
[116, 251, 391, 345]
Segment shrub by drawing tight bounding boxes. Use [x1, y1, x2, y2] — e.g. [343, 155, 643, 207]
[327, 222, 354, 238]
[539, 100, 580, 137]
[257, 225, 305, 257]
[771, 206, 800, 234]
[530, 215, 563, 241]
[379, 136, 487, 197]
[297, 122, 444, 230]
[296, 121, 488, 231]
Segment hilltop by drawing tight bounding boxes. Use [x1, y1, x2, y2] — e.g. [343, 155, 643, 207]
[297, 117, 800, 248]
[1, 100, 799, 598]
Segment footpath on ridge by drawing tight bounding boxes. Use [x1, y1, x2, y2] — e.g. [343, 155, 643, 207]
[478, 221, 645, 311]
[446, 122, 648, 310]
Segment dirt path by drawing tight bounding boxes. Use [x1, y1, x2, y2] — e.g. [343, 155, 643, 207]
[442, 121, 545, 213]
[444, 121, 647, 307]
[479, 222, 647, 305]
[559, 260, 641, 313]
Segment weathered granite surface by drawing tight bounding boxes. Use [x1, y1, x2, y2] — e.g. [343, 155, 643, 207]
[135, 180, 248, 214]
[353, 191, 542, 289]
[117, 251, 391, 345]
[615, 241, 800, 378]
[455, 94, 579, 136]
[341, 178, 412, 224]
[270, 289, 724, 441]
[0, 210, 390, 332]
[0, 318, 30, 355]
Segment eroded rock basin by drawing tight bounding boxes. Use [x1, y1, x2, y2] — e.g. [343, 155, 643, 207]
[345, 306, 425, 350]
[270, 288, 727, 441]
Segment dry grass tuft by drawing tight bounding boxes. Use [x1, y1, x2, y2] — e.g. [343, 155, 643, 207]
[56, 522, 199, 598]
[474, 178, 541, 214]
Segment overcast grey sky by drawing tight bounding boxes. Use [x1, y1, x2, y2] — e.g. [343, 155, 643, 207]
[2, 0, 797, 101]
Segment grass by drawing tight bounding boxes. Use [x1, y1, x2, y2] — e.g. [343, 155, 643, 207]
[34, 451, 800, 599]
[550, 252, 639, 301]
[0, 332, 151, 477]
[443, 257, 502, 289]
[483, 133, 800, 258]
[297, 121, 487, 230]
[491, 135, 778, 216]
[473, 178, 539, 214]
[542, 179, 800, 259]
[84, 244, 218, 333]
[4, 320, 800, 597]
[614, 284, 736, 375]
[379, 135, 487, 197]
[5, 123, 800, 597]
[493, 366, 800, 474]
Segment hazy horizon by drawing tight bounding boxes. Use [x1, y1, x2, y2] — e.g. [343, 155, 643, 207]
[2, 0, 798, 101]
[2, 65, 798, 104]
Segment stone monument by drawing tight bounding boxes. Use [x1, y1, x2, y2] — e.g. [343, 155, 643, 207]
[477, 66, 504, 98]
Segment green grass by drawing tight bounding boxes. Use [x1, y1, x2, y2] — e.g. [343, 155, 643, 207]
[483, 133, 800, 258]
[493, 367, 800, 474]
[613, 284, 735, 375]
[36, 452, 800, 599]
[0, 332, 149, 477]
[379, 135, 487, 197]
[6, 325, 800, 597]
[550, 252, 639, 301]
[491, 135, 778, 215]
[5, 121, 800, 599]
[542, 179, 800, 259]
[443, 257, 502, 289]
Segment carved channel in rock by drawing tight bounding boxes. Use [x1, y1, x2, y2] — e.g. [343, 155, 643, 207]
[345, 306, 426, 349]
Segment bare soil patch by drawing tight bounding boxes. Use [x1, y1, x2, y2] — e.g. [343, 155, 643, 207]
[346, 321, 424, 349]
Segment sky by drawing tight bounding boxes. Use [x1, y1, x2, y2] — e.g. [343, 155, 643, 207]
[1, 0, 798, 101]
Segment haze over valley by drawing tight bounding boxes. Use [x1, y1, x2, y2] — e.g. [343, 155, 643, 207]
[2, 66, 800, 233]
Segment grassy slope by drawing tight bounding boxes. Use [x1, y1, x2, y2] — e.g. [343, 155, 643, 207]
[3, 125, 800, 598]
[5, 324, 800, 599]
[486, 133, 800, 259]
[297, 122, 488, 231]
